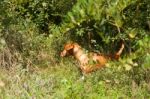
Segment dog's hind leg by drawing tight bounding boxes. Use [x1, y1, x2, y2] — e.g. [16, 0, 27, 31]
[80, 64, 104, 74]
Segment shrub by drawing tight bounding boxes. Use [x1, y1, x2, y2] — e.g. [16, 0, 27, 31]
[60, 0, 149, 52]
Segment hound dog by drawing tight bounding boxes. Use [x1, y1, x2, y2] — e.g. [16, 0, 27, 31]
[60, 42, 124, 73]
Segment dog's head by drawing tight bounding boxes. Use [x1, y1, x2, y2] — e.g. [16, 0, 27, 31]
[60, 42, 81, 57]
[60, 43, 74, 57]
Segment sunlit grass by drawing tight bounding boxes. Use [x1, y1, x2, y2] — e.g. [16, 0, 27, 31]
[0, 58, 150, 99]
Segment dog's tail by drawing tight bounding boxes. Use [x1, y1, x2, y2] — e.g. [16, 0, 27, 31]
[111, 40, 125, 60]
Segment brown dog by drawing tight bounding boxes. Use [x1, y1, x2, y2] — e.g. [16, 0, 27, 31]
[61, 42, 124, 73]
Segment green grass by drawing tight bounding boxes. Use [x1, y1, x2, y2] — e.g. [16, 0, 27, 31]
[0, 59, 150, 99]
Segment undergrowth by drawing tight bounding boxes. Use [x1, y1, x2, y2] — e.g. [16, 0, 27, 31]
[0, 0, 150, 98]
[0, 58, 150, 99]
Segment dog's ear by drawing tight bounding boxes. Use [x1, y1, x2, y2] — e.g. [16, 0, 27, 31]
[64, 43, 74, 50]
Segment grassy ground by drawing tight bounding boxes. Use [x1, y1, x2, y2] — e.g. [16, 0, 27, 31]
[0, 58, 150, 99]
[0, 0, 149, 98]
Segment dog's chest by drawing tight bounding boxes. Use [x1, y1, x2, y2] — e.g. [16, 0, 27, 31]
[73, 48, 89, 64]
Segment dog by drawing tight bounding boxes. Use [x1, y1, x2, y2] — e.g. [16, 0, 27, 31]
[60, 42, 124, 73]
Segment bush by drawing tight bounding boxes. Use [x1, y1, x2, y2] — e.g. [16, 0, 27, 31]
[0, 0, 150, 98]
[14, 0, 76, 32]
[60, 0, 149, 52]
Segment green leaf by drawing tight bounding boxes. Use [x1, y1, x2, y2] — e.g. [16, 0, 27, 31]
[124, 64, 132, 71]
[128, 28, 137, 39]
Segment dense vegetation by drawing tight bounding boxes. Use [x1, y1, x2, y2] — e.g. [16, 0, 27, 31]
[0, 0, 150, 98]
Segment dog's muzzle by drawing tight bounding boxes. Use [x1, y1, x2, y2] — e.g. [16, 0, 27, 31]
[60, 50, 67, 57]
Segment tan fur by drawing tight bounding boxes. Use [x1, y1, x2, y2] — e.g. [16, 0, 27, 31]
[61, 42, 124, 73]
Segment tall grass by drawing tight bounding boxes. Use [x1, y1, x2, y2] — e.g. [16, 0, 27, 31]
[0, 58, 150, 98]
[0, 0, 150, 98]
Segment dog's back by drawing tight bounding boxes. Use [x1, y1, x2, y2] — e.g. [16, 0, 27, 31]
[61, 41, 125, 73]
